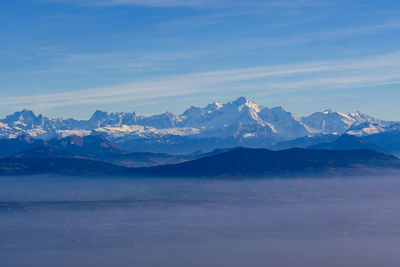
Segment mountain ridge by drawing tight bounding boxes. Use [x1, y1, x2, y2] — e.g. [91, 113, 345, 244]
[126, 147, 399, 178]
[308, 134, 386, 152]
[0, 147, 398, 177]
[0, 97, 397, 154]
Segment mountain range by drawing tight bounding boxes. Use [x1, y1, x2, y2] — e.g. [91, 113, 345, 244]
[0, 97, 398, 154]
[308, 134, 386, 151]
[0, 147, 398, 177]
[128, 147, 399, 178]
[0, 122, 398, 177]
[1, 134, 230, 168]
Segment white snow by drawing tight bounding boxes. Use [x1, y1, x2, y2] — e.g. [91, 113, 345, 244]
[0, 97, 395, 143]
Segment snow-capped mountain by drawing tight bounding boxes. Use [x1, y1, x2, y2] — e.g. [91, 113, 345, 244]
[0, 97, 396, 153]
[345, 122, 387, 136]
[302, 110, 382, 134]
[258, 106, 313, 140]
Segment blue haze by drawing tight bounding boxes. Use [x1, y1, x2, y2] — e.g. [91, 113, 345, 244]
[2, 175, 400, 266]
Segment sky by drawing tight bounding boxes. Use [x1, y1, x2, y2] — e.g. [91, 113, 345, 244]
[1, 0, 400, 120]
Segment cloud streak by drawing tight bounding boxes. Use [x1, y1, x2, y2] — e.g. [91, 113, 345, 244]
[230, 21, 400, 50]
[1, 51, 400, 111]
[44, 0, 242, 7]
[3, 19, 396, 82]
[42, 0, 324, 9]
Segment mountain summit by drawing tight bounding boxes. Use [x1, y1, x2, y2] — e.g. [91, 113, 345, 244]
[0, 97, 395, 153]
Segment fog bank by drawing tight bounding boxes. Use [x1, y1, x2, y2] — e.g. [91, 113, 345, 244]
[1, 175, 400, 266]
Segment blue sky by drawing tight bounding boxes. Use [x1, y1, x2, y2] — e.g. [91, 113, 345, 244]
[1, 0, 400, 120]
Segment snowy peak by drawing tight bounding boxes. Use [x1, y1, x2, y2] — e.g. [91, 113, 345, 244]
[89, 110, 108, 122]
[84, 110, 145, 128]
[231, 96, 260, 113]
[303, 109, 385, 135]
[204, 102, 223, 112]
[233, 96, 249, 106]
[0, 98, 394, 148]
[88, 110, 108, 128]
[180, 97, 263, 130]
[1, 109, 45, 129]
[346, 122, 386, 136]
[167, 97, 274, 139]
[139, 111, 182, 129]
[303, 110, 359, 134]
[258, 106, 312, 140]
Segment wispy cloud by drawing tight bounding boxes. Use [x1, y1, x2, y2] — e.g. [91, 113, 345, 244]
[42, 0, 325, 9]
[1, 51, 400, 111]
[0, 50, 202, 80]
[5, 19, 396, 80]
[43, 0, 235, 7]
[155, 12, 237, 30]
[0, 50, 13, 56]
[232, 21, 400, 49]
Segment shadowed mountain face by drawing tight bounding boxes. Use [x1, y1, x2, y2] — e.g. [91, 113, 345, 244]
[0, 135, 46, 157]
[127, 147, 400, 178]
[8, 147, 192, 168]
[92, 152, 191, 168]
[0, 147, 398, 177]
[48, 134, 122, 154]
[4, 135, 235, 168]
[363, 130, 400, 152]
[96, 148, 236, 168]
[3, 131, 400, 175]
[308, 134, 385, 151]
[0, 158, 126, 176]
[271, 134, 338, 150]
[11, 147, 76, 159]
[0, 134, 122, 157]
